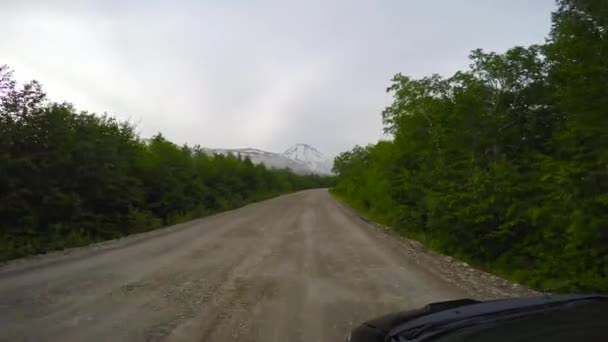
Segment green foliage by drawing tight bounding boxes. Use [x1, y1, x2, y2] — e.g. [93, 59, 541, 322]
[333, 0, 607, 292]
[0, 66, 335, 260]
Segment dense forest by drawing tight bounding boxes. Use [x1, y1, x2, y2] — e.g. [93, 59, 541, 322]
[333, 0, 607, 292]
[0, 67, 334, 261]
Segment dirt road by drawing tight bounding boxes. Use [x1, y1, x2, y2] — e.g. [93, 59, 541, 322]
[0, 189, 468, 341]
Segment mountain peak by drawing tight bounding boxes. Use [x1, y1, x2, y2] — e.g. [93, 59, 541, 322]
[281, 144, 332, 174]
[203, 144, 333, 175]
[282, 144, 324, 162]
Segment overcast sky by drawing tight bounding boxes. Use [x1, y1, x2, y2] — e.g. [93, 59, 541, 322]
[2, 0, 556, 156]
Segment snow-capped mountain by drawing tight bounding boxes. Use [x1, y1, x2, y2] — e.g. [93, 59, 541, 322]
[203, 144, 333, 175]
[281, 144, 333, 175]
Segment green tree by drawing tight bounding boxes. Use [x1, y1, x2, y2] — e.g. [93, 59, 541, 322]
[0, 66, 334, 261]
[333, 0, 607, 292]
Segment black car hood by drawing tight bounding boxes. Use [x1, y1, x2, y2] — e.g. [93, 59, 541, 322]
[389, 294, 608, 342]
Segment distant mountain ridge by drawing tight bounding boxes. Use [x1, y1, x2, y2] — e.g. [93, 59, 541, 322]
[203, 144, 333, 175]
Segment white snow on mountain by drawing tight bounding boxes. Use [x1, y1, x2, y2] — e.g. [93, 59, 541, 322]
[281, 144, 333, 175]
[203, 144, 333, 175]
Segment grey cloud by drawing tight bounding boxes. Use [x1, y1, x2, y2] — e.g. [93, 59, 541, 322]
[1, 0, 555, 156]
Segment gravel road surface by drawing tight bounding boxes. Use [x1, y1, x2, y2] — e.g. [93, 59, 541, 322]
[0, 189, 480, 341]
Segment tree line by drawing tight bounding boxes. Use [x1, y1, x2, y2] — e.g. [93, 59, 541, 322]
[0, 67, 334, 261]
[333, 0, 607, 292]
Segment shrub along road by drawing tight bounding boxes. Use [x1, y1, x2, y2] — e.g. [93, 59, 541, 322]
[0, 189, 529, 341]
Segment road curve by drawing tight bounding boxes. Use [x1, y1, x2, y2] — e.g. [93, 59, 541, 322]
[0, 189, 465, 341]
